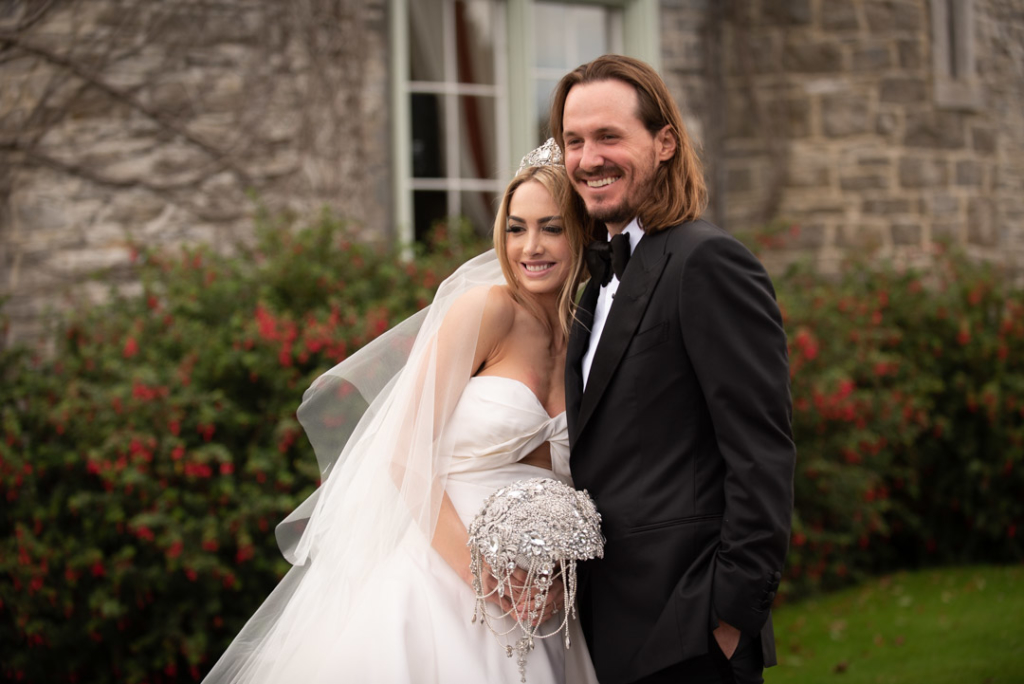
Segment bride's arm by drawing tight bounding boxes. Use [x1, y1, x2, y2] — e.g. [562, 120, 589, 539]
[428, 286, 515, 607]
[427, 288, 565, 620]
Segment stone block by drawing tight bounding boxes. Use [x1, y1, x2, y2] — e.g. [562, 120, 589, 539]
[922, 193, 960, 218]
[726, 167, 754, 193]
[785, 153, 832, 187]
[931, 222, 962, 244]
[837, 223, 886, 250]
[840, 174, 890, 190]
[725, 92, 758, 138]
[971, 127, 997, 155]
[897, 40, 923, 70]
[790, 223, 828, 249]
[767, 97, 812, 138]
[862, 198, 912, 215]
[876, 111, 899, 136]
[956, 161, 984, 187]
[782, 39, 843, 73]
[852, 45, 893, 71]
[967, 198, 997, 246]
[864, 1, 924, 33]
[904, 111, 967, 149]
[879, 77, 927, 104]
[821, 0, 860, 30]
[822, 94, 871, 137]
[899, 157, 949, 188]
[891, 222, 922, 245]
[763, 0, 812, 25]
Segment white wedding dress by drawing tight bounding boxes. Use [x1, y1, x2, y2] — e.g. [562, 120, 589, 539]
[203, 252, 599, 684]
[243, 376, 598, 684]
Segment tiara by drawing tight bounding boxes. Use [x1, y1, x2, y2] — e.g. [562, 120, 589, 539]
[517, 138, 564, 174]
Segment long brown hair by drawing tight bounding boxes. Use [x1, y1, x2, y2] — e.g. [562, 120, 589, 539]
[549, 54, 708, 233]
[493, 164, 588, 338]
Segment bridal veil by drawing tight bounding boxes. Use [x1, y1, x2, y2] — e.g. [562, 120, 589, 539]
[202, 249, 505, 683]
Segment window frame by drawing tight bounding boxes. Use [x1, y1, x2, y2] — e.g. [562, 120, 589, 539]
[391, 0, 660, 246]
[929, 0, 983, 111]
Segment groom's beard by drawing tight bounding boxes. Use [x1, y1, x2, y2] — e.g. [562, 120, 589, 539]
[575, 152, 659, 228]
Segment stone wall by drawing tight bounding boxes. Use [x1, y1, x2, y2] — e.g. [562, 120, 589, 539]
[4, 0, 1023, 345]
[0, 0, 390, 344]
[714, 0, 1024, 276]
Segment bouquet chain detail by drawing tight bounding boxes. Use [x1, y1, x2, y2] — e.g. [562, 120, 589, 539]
[467, 478, 604, 683]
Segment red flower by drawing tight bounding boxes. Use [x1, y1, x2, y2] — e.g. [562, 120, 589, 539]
[219, 462, 234, 475]
[167, 541, 183, 559]
[91, 561, 106, 577]
[123, 337, 139, 359]
[235, 545, 254, 564]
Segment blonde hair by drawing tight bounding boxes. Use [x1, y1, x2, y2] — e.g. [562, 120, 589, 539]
[549, 54, 708, 232]
[493, 164, 588, 338]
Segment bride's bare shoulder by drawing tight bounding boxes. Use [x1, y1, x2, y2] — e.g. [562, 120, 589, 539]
[440, 284, 514, 337]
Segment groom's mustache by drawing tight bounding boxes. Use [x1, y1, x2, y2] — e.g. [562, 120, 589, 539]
[573, 164, 624, 183]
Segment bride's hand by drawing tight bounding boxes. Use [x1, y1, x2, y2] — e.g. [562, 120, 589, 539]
[479, 561, 518, 614]
[509, 572, 566, 626]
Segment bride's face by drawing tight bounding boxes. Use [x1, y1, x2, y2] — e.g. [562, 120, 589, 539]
[504, 180, 572, 297]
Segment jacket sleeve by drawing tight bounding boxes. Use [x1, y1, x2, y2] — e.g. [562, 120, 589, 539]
[678, 234, 796, 636]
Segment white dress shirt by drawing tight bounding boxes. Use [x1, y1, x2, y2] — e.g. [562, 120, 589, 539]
[582, 218, 644, 390]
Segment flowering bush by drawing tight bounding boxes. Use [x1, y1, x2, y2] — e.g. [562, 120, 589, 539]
[749, 226, 1024, 599]
[0, 213, 487, 684]
[1, 213, 1022, 682]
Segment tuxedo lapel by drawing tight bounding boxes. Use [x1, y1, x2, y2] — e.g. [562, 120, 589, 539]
[573, 232, 669, 444]
[566, 279, 599, 444]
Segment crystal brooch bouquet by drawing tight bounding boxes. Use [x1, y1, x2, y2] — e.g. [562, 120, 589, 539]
[468, 478, 604, 683]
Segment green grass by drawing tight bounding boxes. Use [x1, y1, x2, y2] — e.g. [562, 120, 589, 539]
[765, 565, 1024, 684]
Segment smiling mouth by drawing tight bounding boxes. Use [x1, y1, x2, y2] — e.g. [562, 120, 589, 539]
[585, 176, 620, 188]
[522, 262, 555, 274]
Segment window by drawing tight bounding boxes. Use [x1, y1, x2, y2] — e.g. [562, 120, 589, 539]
[530, 3, 623, 145]
[929, 0, 982, 110]
[400, 0, 508, 242]
[392, 0, 660, 244]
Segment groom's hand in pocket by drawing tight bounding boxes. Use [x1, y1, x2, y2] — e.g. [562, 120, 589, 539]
[713, 620, 742, 659]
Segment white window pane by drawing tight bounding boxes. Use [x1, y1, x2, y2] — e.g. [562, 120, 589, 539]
[411, 94, 447, 178]
[574, 7, 611, 64]
[456, 0, 496, 84]
[414, 191, 448, 241]
[535, 77, 559, 144]
[462, 190, 499, 236]
[410, 0, 446, 82]
[457, 95, 498, 179]
[534, 4, 567, 69]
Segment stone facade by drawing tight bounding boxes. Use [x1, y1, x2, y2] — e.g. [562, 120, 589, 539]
[1, 0, 390, 343]
[3, 0, 1023, 345]
[712, 0, 1024, 276]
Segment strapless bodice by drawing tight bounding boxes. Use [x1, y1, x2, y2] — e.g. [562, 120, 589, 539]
[446, 376, 569, 479]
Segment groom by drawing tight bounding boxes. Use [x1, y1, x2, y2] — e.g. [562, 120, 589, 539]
[553, 55, 796, 684]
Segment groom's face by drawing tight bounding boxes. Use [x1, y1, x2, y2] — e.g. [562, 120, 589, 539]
[561, 78, 674, 234]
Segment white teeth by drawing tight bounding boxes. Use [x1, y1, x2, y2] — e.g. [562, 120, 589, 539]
[524, 263, 552, 272]
[586, 177, 619, 188]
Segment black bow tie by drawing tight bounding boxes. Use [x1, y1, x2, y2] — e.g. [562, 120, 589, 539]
[586, 233, 631, 287]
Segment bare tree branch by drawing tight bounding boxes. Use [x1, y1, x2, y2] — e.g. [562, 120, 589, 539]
[0, 31, 254, 185]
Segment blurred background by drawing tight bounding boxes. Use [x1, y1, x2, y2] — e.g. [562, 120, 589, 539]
[1, 1, 1022, 682]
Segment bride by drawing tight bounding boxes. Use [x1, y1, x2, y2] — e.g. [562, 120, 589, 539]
[202, 143, 600, 684]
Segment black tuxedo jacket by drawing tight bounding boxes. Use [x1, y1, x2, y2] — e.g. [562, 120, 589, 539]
[567, 220, 796, 684]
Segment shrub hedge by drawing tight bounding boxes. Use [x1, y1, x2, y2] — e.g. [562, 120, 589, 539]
[1, 217, 1021, 682]
[0, 213, 487, 683]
